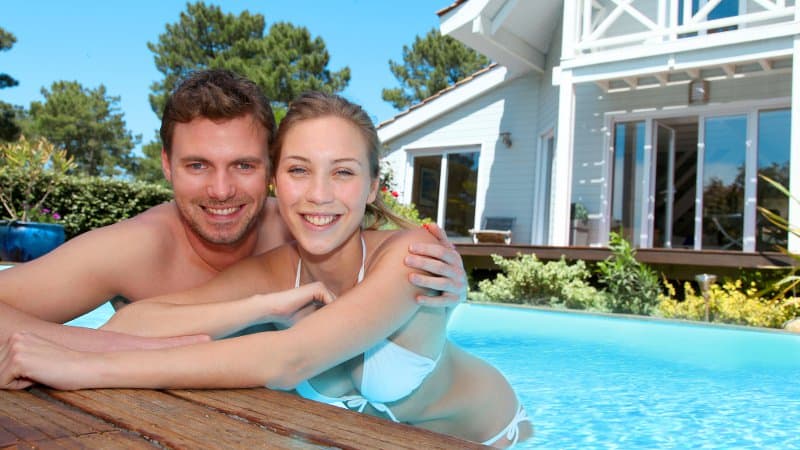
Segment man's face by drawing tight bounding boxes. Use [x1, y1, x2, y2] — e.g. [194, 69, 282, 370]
[163, 114, 269, 245]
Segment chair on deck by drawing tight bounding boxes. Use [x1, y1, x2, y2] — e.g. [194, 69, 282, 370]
[469, 217, 515, 244]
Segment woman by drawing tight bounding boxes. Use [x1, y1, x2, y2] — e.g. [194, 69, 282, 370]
[0, 92, 532, 447]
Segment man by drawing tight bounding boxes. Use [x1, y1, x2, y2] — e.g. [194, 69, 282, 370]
[0, 70, 466, 348]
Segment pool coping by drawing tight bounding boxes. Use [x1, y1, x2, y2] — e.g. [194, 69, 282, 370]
[466, 300, 800, 336]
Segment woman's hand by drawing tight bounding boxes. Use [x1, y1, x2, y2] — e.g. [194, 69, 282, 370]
[406, 223, 468, 307]
[0, 332, 86, 390]
[261, 281, 336, 327]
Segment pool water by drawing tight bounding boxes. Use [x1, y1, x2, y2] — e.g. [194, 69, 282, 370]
[67, 302, 800, 449]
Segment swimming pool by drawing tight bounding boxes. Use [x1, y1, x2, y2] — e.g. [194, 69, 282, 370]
[67, 302, 799, 449]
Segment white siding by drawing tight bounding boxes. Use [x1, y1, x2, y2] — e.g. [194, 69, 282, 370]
[382, 73, 542, 243]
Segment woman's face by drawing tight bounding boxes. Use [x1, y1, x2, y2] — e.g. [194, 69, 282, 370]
[274, 115, 378, 256]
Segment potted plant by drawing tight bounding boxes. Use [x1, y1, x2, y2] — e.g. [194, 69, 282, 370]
[0, 136, 75, 262]
[570, 202, 590, 246]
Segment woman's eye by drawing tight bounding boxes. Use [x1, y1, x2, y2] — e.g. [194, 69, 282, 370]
[288, 167, 307, 175]
[335, 169, 355, 177]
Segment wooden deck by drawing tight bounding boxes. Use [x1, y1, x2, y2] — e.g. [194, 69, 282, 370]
[457, 243, 795, 280]
[0, 387, 488, 449]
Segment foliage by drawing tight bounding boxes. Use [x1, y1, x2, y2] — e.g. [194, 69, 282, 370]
[377, 186, 430, 229]
[0, 136, 75, 222]
[147, 2, 350, 115]
[0, 101, 23, 142]
[475, 253, 606, 310]
[25, 81, 140, 177]
[0, 27, 18, 90]
[130, 139, 169, 186]
[382, 28, 490, 110]
[0, 169, 173, 238]
[596, 232, 661, 315]
[571, 202, 589, 222]
[657, 279, 799, 329]
[758, 175, 799, 298]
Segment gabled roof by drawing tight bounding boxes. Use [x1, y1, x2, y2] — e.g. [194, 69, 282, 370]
[377, 63, 513, 143]
[436, 0, 467, 17]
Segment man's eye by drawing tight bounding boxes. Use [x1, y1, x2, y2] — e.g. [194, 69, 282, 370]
[188, 162, 206, 170]
[237, 162, 255, 170]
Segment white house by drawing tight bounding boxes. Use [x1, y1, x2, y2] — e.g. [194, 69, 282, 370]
[377, 0, 798, 254]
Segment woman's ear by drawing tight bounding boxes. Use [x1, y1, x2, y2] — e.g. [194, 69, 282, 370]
[367, 179, 379, 203]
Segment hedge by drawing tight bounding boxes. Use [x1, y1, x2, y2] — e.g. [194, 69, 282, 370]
[0, 171, 173, 238]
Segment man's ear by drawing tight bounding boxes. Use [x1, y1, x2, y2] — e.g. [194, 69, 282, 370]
[161, 149, 172, 183]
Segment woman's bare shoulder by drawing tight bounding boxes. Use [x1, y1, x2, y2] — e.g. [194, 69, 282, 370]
[365, 226, 438, 260]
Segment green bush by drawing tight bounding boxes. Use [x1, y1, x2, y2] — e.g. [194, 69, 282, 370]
[0, 171, 173, 238]
[376, 187, 430, 229]
[475, 253, 606, 310]
[596, 232, 662, 315]
[657, 279, 799, 328]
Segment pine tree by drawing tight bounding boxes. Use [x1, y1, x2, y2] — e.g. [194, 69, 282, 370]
[382, 28, 489, 110]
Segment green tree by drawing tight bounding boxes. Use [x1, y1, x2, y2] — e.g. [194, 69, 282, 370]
[1, 27, 21, 141]
[382, 28, 490, 110]
[26, 81, 140, 177]
[130, 139, 169, 186]
[147, 2, 350, 116]
[0, 27, 18, 89]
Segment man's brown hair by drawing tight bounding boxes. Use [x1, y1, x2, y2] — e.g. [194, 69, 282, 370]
[160, 69, 276, 156]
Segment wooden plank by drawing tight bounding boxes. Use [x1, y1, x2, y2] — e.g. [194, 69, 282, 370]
[456, 243, 794, 269]
[8, 430, 155, 450]
[170, 388, 490, 450]
[44, 388, 325, 450]
[0, 389, 149, 448]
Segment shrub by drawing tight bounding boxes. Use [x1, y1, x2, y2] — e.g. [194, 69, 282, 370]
[0, 170, 173, 238]
[0, 136, 75, 221]
[657, 279, 799, 328]
[475, 253, 606, 310]
[377, 185, 430, 229]
[596, 232, 661, 315]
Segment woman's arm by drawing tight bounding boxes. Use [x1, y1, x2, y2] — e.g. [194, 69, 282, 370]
[102, 248, 331, 338]
[1, 229, 439, 390]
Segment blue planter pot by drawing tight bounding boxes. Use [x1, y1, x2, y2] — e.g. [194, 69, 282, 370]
[0, 221, 65, 262]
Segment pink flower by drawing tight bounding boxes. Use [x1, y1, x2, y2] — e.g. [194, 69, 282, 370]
[381, 186, 388, 192]
[391, 191, 399, 198]
[52, 212, 62, 220]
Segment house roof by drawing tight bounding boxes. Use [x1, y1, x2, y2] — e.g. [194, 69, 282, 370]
[377, 62, 513, 143]
[376, 62, 499, 129]
[436, 0, 467, 17]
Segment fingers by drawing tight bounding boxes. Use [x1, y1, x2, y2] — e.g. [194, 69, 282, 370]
[414, 291, 462, 308]
[407, 243, 462, 269]
[419, 223, 456, 249]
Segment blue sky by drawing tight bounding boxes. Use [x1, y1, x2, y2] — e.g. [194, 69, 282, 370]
[1, 0, 452, 153]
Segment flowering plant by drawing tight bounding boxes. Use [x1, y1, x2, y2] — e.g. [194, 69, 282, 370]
[26, 207, 63, 224]
[0, 136, 75, 222]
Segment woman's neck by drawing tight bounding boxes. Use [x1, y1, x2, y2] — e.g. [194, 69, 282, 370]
[297, 231, 364, 296]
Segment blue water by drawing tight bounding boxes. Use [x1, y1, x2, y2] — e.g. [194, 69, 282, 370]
[67, 302, 800, 449]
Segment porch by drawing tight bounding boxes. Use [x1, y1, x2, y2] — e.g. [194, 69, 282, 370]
[456, 242, 794, 281]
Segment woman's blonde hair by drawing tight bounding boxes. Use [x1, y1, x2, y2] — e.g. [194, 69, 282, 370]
[271, 91, 414, 230]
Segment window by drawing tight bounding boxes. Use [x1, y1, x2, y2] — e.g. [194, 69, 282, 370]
[411, 151, 479, 238]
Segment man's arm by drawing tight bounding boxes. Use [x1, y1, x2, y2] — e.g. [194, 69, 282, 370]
[405, 223, 468, 307]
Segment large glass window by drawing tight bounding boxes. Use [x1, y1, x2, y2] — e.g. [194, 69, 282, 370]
[702, 115, 746, 250]
[411, 151, 479, 238]
[756, 109, 791, 251]
[612, 122, 645, 244]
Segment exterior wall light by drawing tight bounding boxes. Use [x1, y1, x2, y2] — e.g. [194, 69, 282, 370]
[500, 132, 512, 148]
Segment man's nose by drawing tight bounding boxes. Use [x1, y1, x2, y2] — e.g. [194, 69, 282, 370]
[207, 171, 235, 200]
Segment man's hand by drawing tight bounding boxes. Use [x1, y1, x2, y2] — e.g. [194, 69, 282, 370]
[405, 223, 467, 307]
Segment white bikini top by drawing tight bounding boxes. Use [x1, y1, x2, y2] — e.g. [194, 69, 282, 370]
[291, 235, 439, 422]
